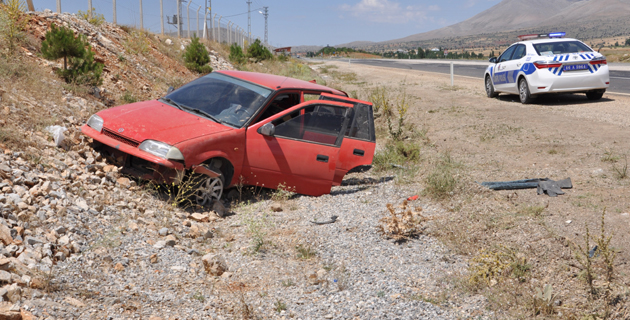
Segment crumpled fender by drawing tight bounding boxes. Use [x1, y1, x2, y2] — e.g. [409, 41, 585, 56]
[191, 165, 221, 178]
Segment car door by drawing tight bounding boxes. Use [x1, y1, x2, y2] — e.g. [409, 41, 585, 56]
[499, 44, 527, 94]
[319, 93, 376, 186]
[244, 101, 353, 196]
[493, 45, 517, 92]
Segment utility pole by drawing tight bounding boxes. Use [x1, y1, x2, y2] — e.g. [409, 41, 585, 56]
[177, 0, 181, 37]
[218, 16, 222, 44]
[26, 0, 33, 11]
[262, 7, 268, 45]
[187, 0, 191, 38]
[113, 0, 117, 24]
[212, 14, 217, 41]
[197, 6, 201, 39]
[88, 0, 92, 19]
[56, 0, 61, 13]
[160, 0, 164, 35]
[247, 0, 252, 44]
[139, 0, 143, 30]
[206, 0, 211, 40]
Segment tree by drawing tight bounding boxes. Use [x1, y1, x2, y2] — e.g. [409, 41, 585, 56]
[626, 38, 630, 46]
[41, 23, 103, 86]
[183, 35, 212, 74]
[228, 43, 245, 65]
[41, 23, 86, 70]
[0, 0, 29, 54]
[248, 39, 272, 62]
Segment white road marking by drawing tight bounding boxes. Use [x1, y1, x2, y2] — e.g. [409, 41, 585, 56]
[610, 77, 630, 80]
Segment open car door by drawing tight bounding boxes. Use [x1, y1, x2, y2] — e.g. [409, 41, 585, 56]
[244, 100, 354, 196]
[319, 93, 376, 186]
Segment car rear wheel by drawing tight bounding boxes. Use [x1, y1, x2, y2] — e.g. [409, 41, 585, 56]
[586, 90, 605, 100]
[518, 78, 533, 104]
[485, 75, 498, 98]
[194, 167, 224, 206]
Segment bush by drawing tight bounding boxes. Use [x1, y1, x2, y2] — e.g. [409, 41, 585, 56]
[247, 39, 272, 62]
[183, 35, 212, 74]
[77, 8, 106, 26]
[0, 0, 28, 53]
[41, 23, 103, 86]
[229, 43, 245, 64]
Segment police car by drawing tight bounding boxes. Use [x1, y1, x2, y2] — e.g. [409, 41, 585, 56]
[484, 32, 609, 104]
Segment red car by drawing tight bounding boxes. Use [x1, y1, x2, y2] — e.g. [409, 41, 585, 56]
[81, 71, 376, 205]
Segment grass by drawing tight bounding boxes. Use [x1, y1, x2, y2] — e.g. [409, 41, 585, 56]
[295, 244, 316, 260]
[423, 151, 460, 199]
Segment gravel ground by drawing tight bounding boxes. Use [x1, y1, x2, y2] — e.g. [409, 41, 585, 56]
[16, 170, 490, 319]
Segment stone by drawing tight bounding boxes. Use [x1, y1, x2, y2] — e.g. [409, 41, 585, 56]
[153, 241, 166, 249]
[221, 271, 233, 278]
[75, 198, 89, 211]
[58, 235, 70, 246]
[24, 236, 44, 246]
[158, 228, 168, 236]
[5, 283, 21, 303]
[0, 270, 11, 284]
[64, 296, 86, 308]
[164, 235, 177, 247]
[149, 253, 158, 264]
[0, 224, 12, 245]
[165, 39, 173, 45]
[114, 262, 125, 271]
[270, 204, 283, 212]
[189, 223, 212, 239]
[103, 165, 116, 173]
[202, 254, 227, 276]
[190, 213, 209, 222]
[0, 304, 20, 320]
[212, 201, 228, 218]
[116, 177, 131, 188]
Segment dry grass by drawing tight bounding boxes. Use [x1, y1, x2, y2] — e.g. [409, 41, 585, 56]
[377, 200, 428, 242]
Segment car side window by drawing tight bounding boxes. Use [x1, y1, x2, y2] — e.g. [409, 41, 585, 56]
[256, 92, 300, 123]
[512, 45, 526, 60]
[272, 105, 348, 146]
[498, 45, 516, 63]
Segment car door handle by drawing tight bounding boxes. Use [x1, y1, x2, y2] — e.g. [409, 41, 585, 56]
[316, 155, 329, 163]
[353, 149, 365, 156]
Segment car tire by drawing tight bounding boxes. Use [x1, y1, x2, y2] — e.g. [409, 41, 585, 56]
[518, 78, 533, 104]
[194, 167, 224, 206]
[485, 75, 498, 98]
[586, 90, 605, 100]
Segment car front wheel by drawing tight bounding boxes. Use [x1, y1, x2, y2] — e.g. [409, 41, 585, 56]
[586, 90, 605, 100]
[518, 78, 533, 104]
[194, 168, 224, 206]
[485, 75, 498, 98]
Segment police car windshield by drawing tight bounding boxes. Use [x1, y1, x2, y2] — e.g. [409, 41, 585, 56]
[533, 41, 592, 56]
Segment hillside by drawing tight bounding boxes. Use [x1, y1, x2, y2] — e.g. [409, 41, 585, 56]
[338, 0, 630, 51]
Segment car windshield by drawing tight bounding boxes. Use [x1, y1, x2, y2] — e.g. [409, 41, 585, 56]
[533, 41, 592, 56]
[163, 72, 273, 127]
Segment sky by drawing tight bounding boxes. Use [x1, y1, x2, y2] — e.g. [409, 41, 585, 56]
[33, 0, 502, 47]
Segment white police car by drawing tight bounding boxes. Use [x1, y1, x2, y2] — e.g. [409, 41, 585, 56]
[484, 32, 609, 104]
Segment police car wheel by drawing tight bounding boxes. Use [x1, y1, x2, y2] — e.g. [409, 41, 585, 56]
[518, 78, 533, 104]
[586, 91, 604, 101]
[485, 75, 498, 98]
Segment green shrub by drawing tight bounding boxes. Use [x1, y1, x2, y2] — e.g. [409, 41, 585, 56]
[183, 35, 212, 74]
[247, 39, 272, 62]
[0, 0, 28, 53]
[77, 8, 106, 26]
[41, 23, 103, 86]
[278, 54, 289, 62]
[229, 43, 245, 64]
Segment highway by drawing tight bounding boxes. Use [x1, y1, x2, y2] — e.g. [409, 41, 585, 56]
[335, 59, 630, 96]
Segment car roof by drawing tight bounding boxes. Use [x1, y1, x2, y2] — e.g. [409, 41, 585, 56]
[517, 38, 579, 45]
[217, 70, 347, 96]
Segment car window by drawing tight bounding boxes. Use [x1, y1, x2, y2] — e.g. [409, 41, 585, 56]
[533, 41, 592, 55]
[165, 73, 272, 127]
[318, 94, 375, 142]
[256, 92, 300, 123]
[498, 45, 516, 63]
[512, 45, 526, 60]
[303, 93, 320, 101]
[272, 105, 348, 146]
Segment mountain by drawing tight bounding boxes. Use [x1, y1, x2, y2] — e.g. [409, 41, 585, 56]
[337, 0, 630, 49]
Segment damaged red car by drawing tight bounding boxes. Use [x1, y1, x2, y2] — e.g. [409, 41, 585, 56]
[81, 70, 375, 204]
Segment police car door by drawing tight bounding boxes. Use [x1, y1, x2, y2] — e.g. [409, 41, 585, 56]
[501, 44, 527, 94]
[493, 45, 517, 92]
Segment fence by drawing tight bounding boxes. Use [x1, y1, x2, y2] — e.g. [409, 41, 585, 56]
[47, 0, 260, 47]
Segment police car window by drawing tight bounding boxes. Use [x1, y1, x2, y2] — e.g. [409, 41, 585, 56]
[498, 46, 516, 63]
[533, 41, 592, 55]
[512, 45, 526, 60]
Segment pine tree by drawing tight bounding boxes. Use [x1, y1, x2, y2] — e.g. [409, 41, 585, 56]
[183, 35, 212, 74]
[41, 23, 85, 70]
[248, 39, 272, 62]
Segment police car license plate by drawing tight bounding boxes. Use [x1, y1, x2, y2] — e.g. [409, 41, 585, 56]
[564, 64, 588, 71]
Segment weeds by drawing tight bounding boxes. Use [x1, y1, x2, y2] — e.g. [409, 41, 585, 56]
[468, 246, 529, 288]
[612, 156, 628, 179]
[121, 90, 137, 103]
[0, 0, 28, 54]
[281, 279, 294, 287]
[377, 200, 427, 242]
[241, 207, 270, 253]
[274, 299, 287, 313]
[532, 284, 556, 315]
[423, 152, 459, 199]
[77, 8, 106, 26]
[270, 182, 295, 203]
[191, 291, 205, 302]
[124, 30, 151, 55]
[295, 244, 316, 260]
[372, 140, 420, 172]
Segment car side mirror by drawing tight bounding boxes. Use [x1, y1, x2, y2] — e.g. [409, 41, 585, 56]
[258, 123, 275, 137]
[167, 86, 174, 94]
[489, 57, 497, 63]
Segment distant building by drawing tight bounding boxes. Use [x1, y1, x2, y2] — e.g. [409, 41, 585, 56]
[431, 48, 440, 52]
[274, 47, 292, 55]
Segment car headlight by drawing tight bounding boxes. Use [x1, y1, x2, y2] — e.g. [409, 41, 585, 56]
[86, 114, 104, 132]
[138, 140, 184, 160]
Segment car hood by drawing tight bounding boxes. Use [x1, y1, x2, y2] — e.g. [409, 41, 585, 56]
[98, 100, 231, 145]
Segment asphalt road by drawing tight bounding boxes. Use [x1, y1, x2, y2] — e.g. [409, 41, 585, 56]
[336, 59, 630, 96]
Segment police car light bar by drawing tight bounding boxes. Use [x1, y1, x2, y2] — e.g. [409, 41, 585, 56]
[517, 32, 566, 41]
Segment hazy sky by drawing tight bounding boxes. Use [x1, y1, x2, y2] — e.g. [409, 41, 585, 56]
[34, 0, 502, 47]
